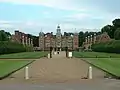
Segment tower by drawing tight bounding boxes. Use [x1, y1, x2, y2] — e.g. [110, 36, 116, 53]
[57, 25, 61, 34]
[56, 25, 62, 51]
[39, 31, 44, 51]
[73, 33, 79, 50]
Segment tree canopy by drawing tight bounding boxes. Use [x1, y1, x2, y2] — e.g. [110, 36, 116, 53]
[0, 30, 10, 41]
[112, 19, 120, 27]
[101, 25, 113, 38]
[101, 18, 120, 40]
[114, 28, 120, 40]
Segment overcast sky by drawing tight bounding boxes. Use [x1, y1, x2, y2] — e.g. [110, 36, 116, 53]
[0, 0, 120, 35]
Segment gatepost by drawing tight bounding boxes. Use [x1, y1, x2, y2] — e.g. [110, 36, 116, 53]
[50, 47, 53, 58]
[65, 47, 68, 57]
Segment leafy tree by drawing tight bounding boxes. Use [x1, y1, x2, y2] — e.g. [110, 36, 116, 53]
[101, 25, 113, 38]
[96, 31, 102, 35]
[114, 28, 120, 40]
[0, 30, 8, 41]
[112, 19, 120, 27]
[84, 31, 89, 37]
[79, 31, 85, 47]
[27, 34, 32, 38]
[32, 36, 39, 47]
[5, 32, 11, 40]
[64, 32, 68, 36]
[69, 32, 74, 35]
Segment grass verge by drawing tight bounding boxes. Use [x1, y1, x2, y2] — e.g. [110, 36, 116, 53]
[0, 51, 48, 59]
[73, 51, 120, 58]
[0, 60, 34, 79]
[73, 51, 120, 78]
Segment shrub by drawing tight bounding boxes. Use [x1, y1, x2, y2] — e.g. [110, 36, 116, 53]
[0, 41, 33, 55]
[91, 40, 120, 53]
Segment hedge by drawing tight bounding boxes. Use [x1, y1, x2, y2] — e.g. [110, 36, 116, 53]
[0, 41, 33, 55]
[91, 40, 120, 53]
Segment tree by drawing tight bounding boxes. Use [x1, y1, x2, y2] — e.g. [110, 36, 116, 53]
[114, 28, 120, 40]
[112, 19, 120, 39]
[5, 32, 11, 40]
[101, 25, 113, 38]
[112, 19, 120, 27]
[0, 30, 8, 41]
[96, 31, 102, 35]
[84, 31, 89, 37]
[79, 31, 84, 47]
[64, 32, 68, 36]
[32, 36, 39, 47]
[27, 34, 32, 38]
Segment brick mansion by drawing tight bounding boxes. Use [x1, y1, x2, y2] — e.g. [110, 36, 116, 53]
[10, 25, 111, 51]
[11, 25, 79, 51]
[39, 25, 79, 51]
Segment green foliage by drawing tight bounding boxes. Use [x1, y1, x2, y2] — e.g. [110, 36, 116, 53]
[0, 30, 8, 41]
[32, 36, 39, 47]
[92, 40, 120, 53]
[101, 18, 120, 40]
[114, 28, 120, 40]
[25, 45, 33, 52]
[101, 25, 113, 38]
[0, 30, 11, 41]
[0, 41, 33, 55]
[112, 19, 120, 39]
[79, 31, 84, 47]
[112, 19, 120, 27]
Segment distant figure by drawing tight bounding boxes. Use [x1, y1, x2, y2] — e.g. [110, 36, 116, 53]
[57, 51, 59, 54]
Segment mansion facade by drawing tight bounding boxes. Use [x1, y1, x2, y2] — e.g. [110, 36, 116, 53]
[39, 25, 79, 51]
[11, 30, 33, 46]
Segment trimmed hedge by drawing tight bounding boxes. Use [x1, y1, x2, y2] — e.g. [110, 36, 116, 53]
[91, 40, 120, 53]
[0, 41, 33, 55]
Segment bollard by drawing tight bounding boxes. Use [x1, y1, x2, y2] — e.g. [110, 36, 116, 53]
[48, 54, 50, 58]
[68, 52, 72, 58]
[25, 66, 29, 80]
[88, 66, 92, 79]
[54, 52, 57, 55]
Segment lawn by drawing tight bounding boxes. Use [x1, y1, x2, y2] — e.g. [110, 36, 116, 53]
[0, 60, 34, 78]
[84, 58, 120, 76]
[73, 51, 120, 77]
[73, 51, 120, 58]
[0, 51, 48, 59]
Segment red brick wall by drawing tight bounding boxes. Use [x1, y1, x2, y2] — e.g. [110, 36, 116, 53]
[44, 33, 52, 50]
[73, 35, 79, 49]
